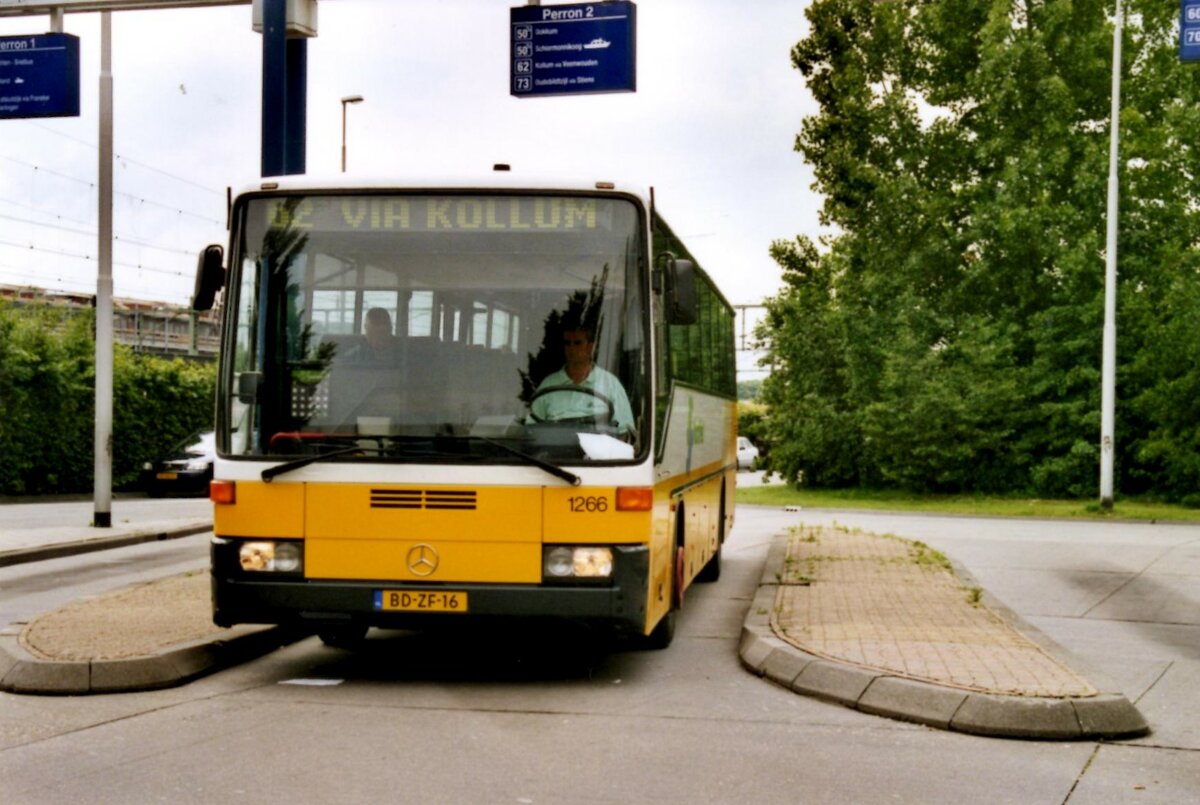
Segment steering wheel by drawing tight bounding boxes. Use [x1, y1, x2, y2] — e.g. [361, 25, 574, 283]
[528, 384, 615, 425]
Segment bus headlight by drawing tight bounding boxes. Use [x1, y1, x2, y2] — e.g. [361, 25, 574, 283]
[239, 540, 303, 573]
[543, 546, 613, 580]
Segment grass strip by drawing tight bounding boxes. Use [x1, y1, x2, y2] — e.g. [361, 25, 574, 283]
[736, 481, 1200, 522]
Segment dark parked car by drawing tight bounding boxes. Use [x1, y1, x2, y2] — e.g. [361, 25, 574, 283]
[142, 431, 215, 497]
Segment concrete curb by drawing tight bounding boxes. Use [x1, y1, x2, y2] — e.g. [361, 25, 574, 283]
[0, 522, 212, 568]
[0, 620, 308, 695]
[738, 532, 1150, 741]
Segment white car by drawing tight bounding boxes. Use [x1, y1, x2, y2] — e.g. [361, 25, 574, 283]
[736, 436, 759, 470]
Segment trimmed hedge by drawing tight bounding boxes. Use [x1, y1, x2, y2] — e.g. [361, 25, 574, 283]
[0, 301, 216, 495]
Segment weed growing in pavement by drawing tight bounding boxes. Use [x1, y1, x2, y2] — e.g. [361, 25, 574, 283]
[787, 524, 821, 543]
[782, 525, 820, 544]
[910, 541, 952, 571]
[777, 557, 815, 585]
[966, 586, 983, 606]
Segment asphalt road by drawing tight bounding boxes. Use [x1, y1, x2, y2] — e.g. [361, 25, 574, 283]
[0, 533, 209, 627]
[1, 502, 1198, 803]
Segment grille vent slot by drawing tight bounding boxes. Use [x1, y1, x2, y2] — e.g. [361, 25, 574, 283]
[370, 489, 477, 511]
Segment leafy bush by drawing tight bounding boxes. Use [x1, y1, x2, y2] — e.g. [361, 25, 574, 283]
[0, 301, 215, 495]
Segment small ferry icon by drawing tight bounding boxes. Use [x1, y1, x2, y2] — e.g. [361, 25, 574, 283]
[583, 38, 611, 50]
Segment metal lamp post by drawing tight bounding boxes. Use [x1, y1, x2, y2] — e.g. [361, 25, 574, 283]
[340, 94, 364, 172]
[1100, 1, 1122, 511]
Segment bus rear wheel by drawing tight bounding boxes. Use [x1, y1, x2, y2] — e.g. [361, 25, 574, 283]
[695, 539, 722, 583]
[696, 489, 726, 583]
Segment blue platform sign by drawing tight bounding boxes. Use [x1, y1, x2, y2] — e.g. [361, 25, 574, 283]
[1182, 1, 1200, 61]
[0, 34, 81, 119]
[511, 2, 636, 97]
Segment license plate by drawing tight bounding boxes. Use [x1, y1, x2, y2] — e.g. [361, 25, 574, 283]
[374, 590, 468, 613]
[156, 472, 178, 480]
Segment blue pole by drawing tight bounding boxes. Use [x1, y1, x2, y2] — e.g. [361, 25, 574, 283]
[285, 37, 307, 175]
[261, 0, 287, 177]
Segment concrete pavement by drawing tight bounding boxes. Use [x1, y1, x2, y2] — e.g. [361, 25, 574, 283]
[0, 498, 302, 694]
[0, 498, 1153, 739]
[0, 517, 211, 568]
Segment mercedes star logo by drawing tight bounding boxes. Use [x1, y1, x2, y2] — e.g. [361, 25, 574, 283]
[406, 543, 439, 577]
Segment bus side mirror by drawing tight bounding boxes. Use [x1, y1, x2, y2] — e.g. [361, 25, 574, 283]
[192, 244, 225, 312]
[665, 258, 698, 325]
[237, 372, 263, 404]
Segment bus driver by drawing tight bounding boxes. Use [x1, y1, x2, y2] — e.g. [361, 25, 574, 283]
[529, 326, 634, 438]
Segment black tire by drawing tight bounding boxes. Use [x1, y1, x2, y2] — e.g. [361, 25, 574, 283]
[696, 538, 722, 583]
[317, 624, 368, 649]
[696, 487, 726, 583]
[637, 609, 676, 650]
[636, 519, 685, 650]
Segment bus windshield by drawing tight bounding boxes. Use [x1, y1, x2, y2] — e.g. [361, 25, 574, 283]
[221, 193, 648, 464]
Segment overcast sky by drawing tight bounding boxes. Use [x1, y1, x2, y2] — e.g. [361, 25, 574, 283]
[0, 0, 820, 363]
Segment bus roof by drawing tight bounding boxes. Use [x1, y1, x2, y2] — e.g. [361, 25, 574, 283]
[234, 172, 655, 203]
[229, 172, 730, 310]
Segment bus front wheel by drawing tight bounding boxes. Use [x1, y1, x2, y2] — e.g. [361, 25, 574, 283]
[318, 624, 368, 649]
[639, 609, 676, 650]
[637, 541, 684, 650]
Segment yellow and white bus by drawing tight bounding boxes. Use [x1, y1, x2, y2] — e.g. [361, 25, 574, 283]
[193, 172, 737, 648]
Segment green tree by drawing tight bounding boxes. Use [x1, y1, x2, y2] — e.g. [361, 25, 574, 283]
[736, 379, 763, 402]
[759, 236, 867, 487]
[762, 0, 1200, 498]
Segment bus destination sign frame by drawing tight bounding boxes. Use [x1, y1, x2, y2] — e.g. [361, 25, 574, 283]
[0, 33, 81, 119]
[510, 2, 636, 98]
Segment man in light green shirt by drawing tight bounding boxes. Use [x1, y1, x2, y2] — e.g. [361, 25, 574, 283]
[529, 327, 634, 436]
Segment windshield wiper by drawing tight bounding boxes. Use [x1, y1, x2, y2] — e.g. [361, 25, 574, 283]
[262, 444, 383, 482]
[454, 435, 581, 487]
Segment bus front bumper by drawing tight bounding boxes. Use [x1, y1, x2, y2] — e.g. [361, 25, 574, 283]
[210, 539, 651, 636]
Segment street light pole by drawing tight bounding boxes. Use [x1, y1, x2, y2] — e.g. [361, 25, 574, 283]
[341, 94, 363, 172]
[1100, 0, 1122, 511]
[94, 9, 113, 528]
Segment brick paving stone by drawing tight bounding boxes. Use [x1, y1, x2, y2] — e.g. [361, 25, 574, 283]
[20, 572, 224, 661]
[770, 526, 1097, 698]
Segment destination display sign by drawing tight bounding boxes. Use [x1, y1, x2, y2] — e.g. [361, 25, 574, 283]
[0, 33, 80, 119]
[510, 2, 636, 97]
[259, 195, 618, 234]
[1183, 1, 1200, 61]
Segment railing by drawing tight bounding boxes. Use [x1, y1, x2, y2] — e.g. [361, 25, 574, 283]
[1, 285, 220, 359]
[113, 309, 220, 357]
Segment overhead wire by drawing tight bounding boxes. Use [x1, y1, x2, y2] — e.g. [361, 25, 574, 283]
[25, 121, 225, 198]
[0, 153, 225, 226]
[0, 238, 192, 279]
[0, 211, 204, 258]
[0, 132, 224, 302]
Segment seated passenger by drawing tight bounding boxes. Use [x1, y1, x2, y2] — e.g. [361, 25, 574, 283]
[529, 326, 634, 436]
[344, 307, 400, 365]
